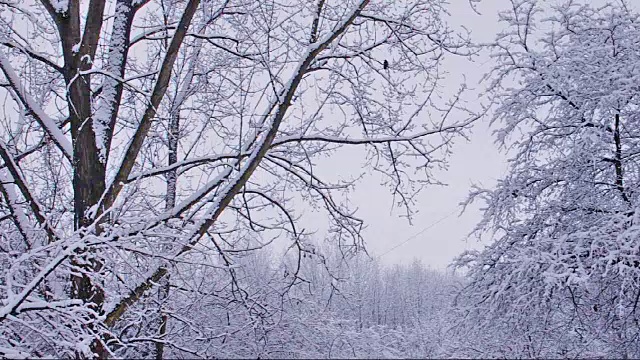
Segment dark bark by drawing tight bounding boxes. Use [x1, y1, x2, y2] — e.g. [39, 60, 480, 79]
[43, 0, 109, 356]
[613, 113, 630, 204]
[165, 111, 179, 210]
[103, 0, 201, 211]
[102, 0, 139, 162]
[155, 109, 179, 359]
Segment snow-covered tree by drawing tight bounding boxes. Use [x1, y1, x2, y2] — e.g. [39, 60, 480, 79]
[0, 0, 477, 357]
[455, 1, 640, 357]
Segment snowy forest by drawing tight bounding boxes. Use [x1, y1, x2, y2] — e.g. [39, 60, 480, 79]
[1, 0, 640, 358]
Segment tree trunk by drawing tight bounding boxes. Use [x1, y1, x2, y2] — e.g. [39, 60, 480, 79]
[155, 111, 179, 359]
[49, 1, 109, 356]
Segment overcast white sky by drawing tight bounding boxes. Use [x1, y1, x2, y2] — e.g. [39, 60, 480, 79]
[343, 1, 511, 270]
[295, 0, 636, 270]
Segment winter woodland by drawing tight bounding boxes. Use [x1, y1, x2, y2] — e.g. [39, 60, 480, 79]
[0, 0, 639, 358]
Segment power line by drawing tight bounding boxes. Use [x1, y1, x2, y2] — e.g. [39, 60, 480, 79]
[375, 207, 459, 259]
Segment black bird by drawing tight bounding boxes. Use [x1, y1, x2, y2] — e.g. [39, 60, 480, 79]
[383, 59, 389, 69]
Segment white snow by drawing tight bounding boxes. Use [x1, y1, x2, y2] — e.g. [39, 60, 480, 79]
[0, 54, 73, 159]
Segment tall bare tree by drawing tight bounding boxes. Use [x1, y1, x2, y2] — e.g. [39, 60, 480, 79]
[0, 0, 476, 357]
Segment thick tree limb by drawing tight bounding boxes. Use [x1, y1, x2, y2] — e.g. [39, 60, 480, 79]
[0, 141, 58, 242]
[103, 0, 370, 328]
[102, 0, 201, 211]
[0, 54, 73, 160]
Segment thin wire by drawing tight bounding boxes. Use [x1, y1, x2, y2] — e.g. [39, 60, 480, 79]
[375, 207, 459, 259]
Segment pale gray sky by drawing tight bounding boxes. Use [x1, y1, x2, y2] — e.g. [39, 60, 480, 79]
[356, 0, 639, 269]
[347, 1, 510, 270]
